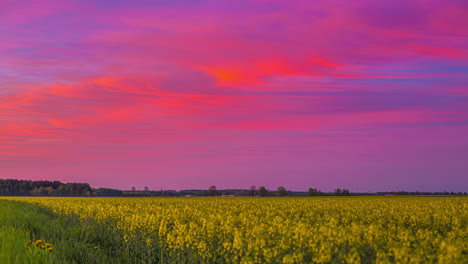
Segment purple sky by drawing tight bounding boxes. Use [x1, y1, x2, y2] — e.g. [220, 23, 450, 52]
[1, 0, 468, 192]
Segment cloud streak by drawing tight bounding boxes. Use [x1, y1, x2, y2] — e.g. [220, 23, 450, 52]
[1, 0, 467, 191]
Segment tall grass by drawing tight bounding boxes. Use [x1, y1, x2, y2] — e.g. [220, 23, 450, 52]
[0, 200, 124, 264]
[0, 226, 54, 264]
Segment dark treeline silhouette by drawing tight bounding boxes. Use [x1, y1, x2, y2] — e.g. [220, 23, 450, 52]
[1, 178, 466, 197]
[0, 179, 94, 196]
[112, 188, 468, 197]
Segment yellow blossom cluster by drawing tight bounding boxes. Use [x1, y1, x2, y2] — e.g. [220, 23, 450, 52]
[25, 239, 53, 252]
[6, 196, 467, 263]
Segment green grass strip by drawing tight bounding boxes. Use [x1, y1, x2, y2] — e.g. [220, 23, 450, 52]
[0, 200, 119, 264]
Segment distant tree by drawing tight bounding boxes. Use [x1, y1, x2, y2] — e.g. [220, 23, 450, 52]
[39, 186, 49, 196]
[342, 189, 350, 196]
[95, 188, 124, 197]
[249, 185, 257, 197]
[0, 179, 93, 197]
[208, 185, 217, 197]
[308, 188, 318, 196]
[56, 185, 66, 196]
[131, 187, 136, 192]
[31, 188, 39, 196]
[334, 188, 342, 196]
[258, 186, 268, 197]
[144, 186, 150, 195]
[65, 183, 74, 196]
[48, 187, 57, 196]
[277, 186, 287, 197]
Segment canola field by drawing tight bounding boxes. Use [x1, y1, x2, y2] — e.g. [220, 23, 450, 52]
[2, 196, 467, 263]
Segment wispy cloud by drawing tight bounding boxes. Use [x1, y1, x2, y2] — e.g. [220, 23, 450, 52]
[1, 0, 467, 191]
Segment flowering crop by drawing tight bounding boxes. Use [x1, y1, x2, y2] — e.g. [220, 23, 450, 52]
[4, 196, 467, 263]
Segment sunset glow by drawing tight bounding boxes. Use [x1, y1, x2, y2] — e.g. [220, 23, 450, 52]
[1, 0, 467, 191]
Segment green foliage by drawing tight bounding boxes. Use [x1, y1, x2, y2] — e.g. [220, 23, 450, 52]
[0, 200, 117, 263]
[208, 185, 217, 196]
[334, 188, 350, 196]
[276, 186, 287, 197]
[258, 186, 268, 197]
[249, 185, 257, 197]
[95, 188, 124, 197]
[308, 188, 321, 196]
[0, 226, 54, 264]
[0, 179, 93, 197]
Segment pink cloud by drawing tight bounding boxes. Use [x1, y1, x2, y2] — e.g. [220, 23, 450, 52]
[1, 0, 467, 191]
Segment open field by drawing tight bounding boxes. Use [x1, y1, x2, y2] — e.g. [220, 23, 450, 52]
[0, 196, 467, 263]
[0, 199, 117, 264]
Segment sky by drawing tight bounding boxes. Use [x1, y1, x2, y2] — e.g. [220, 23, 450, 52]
[1, 0, 468, 192]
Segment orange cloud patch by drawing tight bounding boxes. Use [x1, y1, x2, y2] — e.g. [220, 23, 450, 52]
[201, 67, 260, 85]
[48, 118, 73, 129]
[201, 59, 316, 86]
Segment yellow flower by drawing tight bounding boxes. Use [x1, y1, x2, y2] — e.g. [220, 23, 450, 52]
[3, 195, 466, 263]
[146, 238, 153, 246]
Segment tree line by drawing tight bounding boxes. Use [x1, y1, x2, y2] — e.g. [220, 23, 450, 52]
[206, 185, 351, 197]
[1, 178, 465, 197]
[0, 179, 94, 196]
